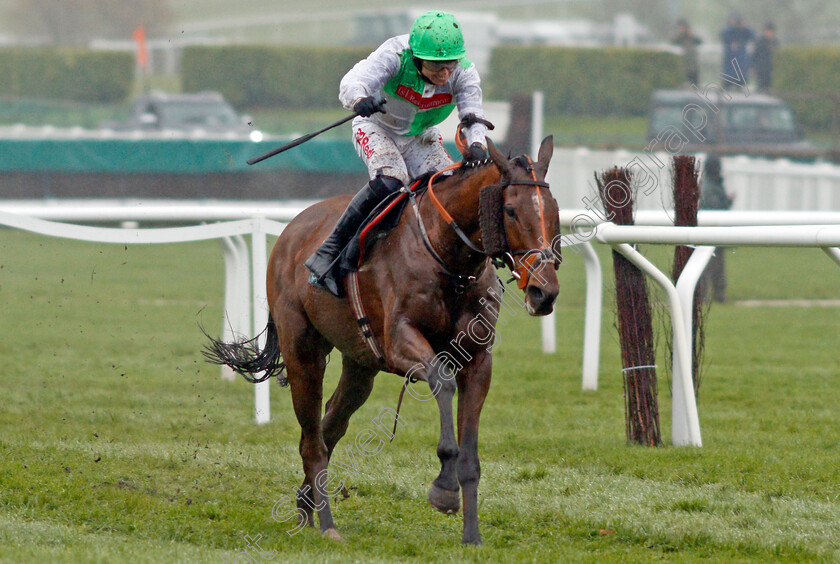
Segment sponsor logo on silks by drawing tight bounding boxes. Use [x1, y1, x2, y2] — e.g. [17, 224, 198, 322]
[355, 128, 374, 158]
[395, 85, 453, 110]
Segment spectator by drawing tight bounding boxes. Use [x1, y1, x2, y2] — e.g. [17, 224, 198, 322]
[671, 19, 702, 85]
[699, 155, 734, 303]
[752, 22, 779, 91]
[720, 13, 754, 88]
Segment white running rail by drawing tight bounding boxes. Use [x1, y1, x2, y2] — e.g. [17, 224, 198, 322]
[0, 206, 300, 425]
[3, 201, 839, 446]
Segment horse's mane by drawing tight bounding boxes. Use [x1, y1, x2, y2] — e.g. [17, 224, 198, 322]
[434, 159, 500, 192]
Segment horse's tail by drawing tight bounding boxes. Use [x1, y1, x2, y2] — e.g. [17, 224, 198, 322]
[202, 314, 288, 387]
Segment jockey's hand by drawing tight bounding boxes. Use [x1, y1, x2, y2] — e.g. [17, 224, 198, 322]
[353, 97, 386, 117]
[463, 142, 488, 167]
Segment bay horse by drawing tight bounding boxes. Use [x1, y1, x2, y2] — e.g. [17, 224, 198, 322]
[205, 136, 561, 545]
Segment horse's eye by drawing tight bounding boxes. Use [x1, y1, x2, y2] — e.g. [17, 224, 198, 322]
[504, 206, 516, 218]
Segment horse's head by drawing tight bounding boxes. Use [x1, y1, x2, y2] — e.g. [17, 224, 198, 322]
[482, 136, 560, 316]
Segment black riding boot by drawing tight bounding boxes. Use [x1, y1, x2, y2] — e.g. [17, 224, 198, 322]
[305, 174, 403, 296]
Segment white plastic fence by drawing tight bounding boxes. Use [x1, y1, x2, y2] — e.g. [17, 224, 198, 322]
[0, 206, 303, 425]
[554, 210, 840, 389]
[0, 199, 309, 223]
[3, 200, 839, 446]
[551, 211, 840, 446]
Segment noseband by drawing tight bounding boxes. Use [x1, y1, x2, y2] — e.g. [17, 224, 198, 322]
[409, 157, 559, 291]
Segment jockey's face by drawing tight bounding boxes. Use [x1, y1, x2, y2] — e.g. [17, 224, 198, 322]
[421, 60, 457, 85]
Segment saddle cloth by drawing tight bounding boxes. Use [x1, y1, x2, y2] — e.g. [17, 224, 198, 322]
[339, 175, 429, 271]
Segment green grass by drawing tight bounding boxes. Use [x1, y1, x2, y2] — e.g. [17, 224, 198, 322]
[0, 229, 838, 562]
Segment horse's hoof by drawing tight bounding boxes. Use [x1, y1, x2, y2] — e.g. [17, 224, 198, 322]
[322, 528, 344, 542]
[428, 483, 460, 514]
[462, 536, 483, 546]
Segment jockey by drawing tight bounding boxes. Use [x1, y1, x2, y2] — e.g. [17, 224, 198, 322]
[305, 10, 490, 296]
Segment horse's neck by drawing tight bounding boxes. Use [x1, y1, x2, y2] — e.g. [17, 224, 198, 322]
[420, 165, 499, 265]
[436, 166, 499, 228]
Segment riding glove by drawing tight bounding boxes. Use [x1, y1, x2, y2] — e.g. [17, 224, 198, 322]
[353, 96, 387, 117]
[463, 142, 488, 167]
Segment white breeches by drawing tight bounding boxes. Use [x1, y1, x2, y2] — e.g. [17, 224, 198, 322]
[351, 117, 455, 185]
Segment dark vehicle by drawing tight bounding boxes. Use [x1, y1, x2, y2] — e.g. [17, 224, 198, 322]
[646, 89, 814, 158]
[102, 91, 262, 140]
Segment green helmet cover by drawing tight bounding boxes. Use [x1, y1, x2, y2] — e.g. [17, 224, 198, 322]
[409, 11, 466, 61]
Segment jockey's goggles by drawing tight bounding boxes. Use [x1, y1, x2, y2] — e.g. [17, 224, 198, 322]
[423, 59, 459, 72]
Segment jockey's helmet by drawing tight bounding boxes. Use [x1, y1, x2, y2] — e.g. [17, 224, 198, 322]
[409, 11, 465, 61]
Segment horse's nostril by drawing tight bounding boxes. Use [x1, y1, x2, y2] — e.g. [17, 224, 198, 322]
[527, 285, 545, 303]
[526, 284, 559, 315]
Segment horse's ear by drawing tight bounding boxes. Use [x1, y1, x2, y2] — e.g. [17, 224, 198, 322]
[487, 138, 511, 178]
[534, 135, 554, 178]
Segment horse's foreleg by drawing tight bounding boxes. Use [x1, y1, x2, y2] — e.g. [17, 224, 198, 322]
[385, 321, 460, 514]
[455, 352, 492, 546]
[427, 362, 461, 514]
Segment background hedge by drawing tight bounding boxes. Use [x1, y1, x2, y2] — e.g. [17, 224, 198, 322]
[0, 48, 134, 103]
[774, 46, 840, 132]
[183, 44, 684, 117]
[486, 46, 683, 117]
[181, 45, 373, 109]
[12, 42, 838, 135]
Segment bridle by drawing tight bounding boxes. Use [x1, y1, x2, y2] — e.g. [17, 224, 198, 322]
[407, 154, 559, 292]
[496, 155, 560, 289]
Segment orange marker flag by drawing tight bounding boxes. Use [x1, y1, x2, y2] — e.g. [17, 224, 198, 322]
[132, 25, 147, 68]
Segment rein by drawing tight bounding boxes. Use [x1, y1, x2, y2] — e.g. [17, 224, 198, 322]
[426, 163, 487, 255]
[407, 165, 482, 292]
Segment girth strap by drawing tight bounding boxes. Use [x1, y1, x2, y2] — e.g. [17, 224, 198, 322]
[345, 272, 386, 365]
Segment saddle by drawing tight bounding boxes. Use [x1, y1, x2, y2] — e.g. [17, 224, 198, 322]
[339, 174, 431, 272]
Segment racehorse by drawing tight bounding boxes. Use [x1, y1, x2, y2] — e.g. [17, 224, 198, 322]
[205, 136, 561, 545]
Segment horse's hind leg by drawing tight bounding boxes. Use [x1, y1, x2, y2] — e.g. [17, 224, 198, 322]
[322, 356, 378, 459]
[283, 340, 342, 539]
